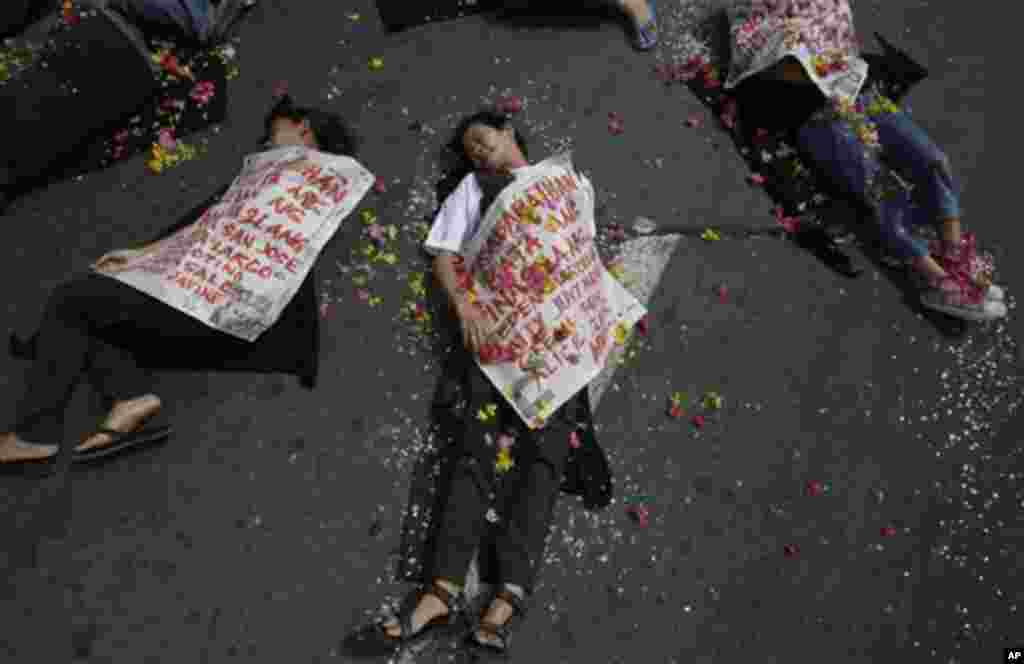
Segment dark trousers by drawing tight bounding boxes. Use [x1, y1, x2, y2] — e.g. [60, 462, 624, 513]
[431, 363, 575, 595]
[11, 272, 217, 444]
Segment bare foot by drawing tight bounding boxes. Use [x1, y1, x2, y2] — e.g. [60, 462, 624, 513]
[382, 592, 448, 638]
[75, 395, 162, 453]
[619, 0, 651, 25]
[474, 596, 515, 647]
[0, 432, 58, 463]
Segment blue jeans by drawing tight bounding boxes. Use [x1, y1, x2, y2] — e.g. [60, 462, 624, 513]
[113, 0, 212, 43]
[796, 89, 961, 260]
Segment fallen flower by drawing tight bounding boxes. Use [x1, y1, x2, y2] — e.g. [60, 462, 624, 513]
[157, 128, 177, 151]
[636, 315, 648, 336]
[373, 176, 386, 194]
[880, 526, 897, 537]
[691, 414, 705, 428]
[668, 403, 684, 419]
[783, 544, 800, 558]
[607, 112, 625, 135]
[612, 322, 630, 346]
[368, 57, 384, 70]
[701, 228, 721, 242]
[496, 95, 523, 114]
[477, 403, 498, 422]
[806, 480, 825, 497]
[747, 173, 767, 186]
[626, 505, 650, 526]
[495, 448, 514, 473]
[719, 97, 737, 130]
[272, 80, 289, 98]
[685, 114, 703, 128]
[774, 206, 801, 234]
[497, 433, 515, 450]
[702, 392, 723, 410]
[569, 431, 581, 449]
[189, 80, 216, 107]
[717, 284, 729, 302]
[319, 302, 330, 319]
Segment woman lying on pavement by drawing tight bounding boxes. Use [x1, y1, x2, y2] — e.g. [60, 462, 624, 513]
[1, 95, 366, 467]
[724, 0, 1006, 322]
[369, 110, 619, 657]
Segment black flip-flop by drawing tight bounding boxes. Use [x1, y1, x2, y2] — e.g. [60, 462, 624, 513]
[72, 425, 172, 463]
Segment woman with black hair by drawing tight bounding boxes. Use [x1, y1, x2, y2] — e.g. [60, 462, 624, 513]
[1, 96, 362, 467]
[371, 109, 614, 657]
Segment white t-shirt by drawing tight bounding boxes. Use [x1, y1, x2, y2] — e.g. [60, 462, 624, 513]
[424, 168, 529, 257]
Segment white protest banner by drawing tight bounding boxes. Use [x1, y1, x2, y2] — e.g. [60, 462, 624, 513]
[100, 146, 374, 341]
[456, 152, 647, 429]
[724, 0, 868, 103]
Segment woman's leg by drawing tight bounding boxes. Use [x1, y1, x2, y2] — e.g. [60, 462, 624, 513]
[2, 274, 156, 461]
[871, 106, 961, 247]
[795, 114, 932, 265]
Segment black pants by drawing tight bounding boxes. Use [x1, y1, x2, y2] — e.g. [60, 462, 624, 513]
[431, 363, 575, 596]
[11, 272, 219, 445]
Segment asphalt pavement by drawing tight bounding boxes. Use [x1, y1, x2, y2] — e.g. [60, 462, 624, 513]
[0, 1, 1019, 663]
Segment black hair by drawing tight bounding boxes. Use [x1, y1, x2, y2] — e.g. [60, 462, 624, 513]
[262, 95, 359, 157]
[446, 109, 530, 171]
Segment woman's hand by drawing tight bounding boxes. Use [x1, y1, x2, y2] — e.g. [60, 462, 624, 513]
[92, 248, 147, 274]
[455, 297, 492, 354]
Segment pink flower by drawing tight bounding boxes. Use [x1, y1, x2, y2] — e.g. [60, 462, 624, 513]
[366, 224, 386, 243]
[569, 431, 581, 449]
[319, 303, 330, 319]
[157, 128, 177, 151]
[373, 176, 386, 194]
[496, 96, 523, 114]
[523, 265, 547, 293]
[493, 265, 517, 291]
[717, 284, 729, 302]
[783, 544, 800, 558]
[685, 114, 703, 129]
[272, 80, 289, 98]
[691, 414, 705, 428]
[356, 288, 371, 302]
[189, 80, 216, 107]
[608, 112, 625, 135]
[748, 173, 767, 186]
[497, 433, 516, 450]
[774, 206, 800, 234]
[719, 98, 738, 130]
[880, 526, 897, 537]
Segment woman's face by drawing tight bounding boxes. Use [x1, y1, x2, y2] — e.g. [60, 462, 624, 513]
[268, 116, 316, 149]
[462, 123, 517, 173]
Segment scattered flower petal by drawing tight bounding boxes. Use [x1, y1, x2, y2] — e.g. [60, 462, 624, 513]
[880, 526, 897, 537]
[569, 431, 581, 449]
[368, 57, 384, 71]
[748, 173, 767, 186]
[685, 114, 703, 128]
[272, 80, 289, 98]
[783, 544, 800, 558]
[496, 95, 523, 114]
[701, 228, 721, 242]
[806, 480, 825, 497]
[373, 176, 386, 194]
[691, 414, 705, 428]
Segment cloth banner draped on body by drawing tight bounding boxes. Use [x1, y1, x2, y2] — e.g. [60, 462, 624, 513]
[724, 0, 868, 104]
[100, 146, 373, 341]
[457, 152, 646, 429]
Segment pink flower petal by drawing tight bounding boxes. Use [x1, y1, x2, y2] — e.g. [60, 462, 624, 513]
[685, 114, 703, 128]
[748, 173, 767, 186]
[569, 431, 581, 449]
[356, 288, 371, 302]
[157, 128, 177, 151]
[496, 96, 523, 114]
[373, 176, 386, 194]
[272, 80, 289, 98]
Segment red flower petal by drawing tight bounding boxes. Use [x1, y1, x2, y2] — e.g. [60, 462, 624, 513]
[636, 316, 648, 336]
[272, 80, 289, 98]
[496, 96, 523, 114]
[691, 414, 705, 428]
[880, 526, 897, 537]
[686, 114, 703, 128]
[373, 176, 386, 194]
[748, 173, 767, 186]
[783, 544, 800, 558]
[805, 480, 824, 497]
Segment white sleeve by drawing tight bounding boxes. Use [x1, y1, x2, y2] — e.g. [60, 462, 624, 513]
[423, 174, 484, 257]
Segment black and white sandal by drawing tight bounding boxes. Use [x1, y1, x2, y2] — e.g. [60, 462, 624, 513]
[468, 586, 528, 656]
[375, 581, 463, 645]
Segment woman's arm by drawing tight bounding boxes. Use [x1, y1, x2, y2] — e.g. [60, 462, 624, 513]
[433, 252, 491, 352]
[433, 252, 470, 313]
